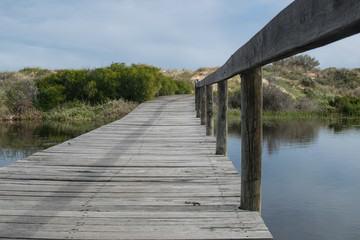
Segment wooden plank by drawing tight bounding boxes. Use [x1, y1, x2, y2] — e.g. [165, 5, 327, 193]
[197, 0, 360, 87]
[0, 95, 272, 240]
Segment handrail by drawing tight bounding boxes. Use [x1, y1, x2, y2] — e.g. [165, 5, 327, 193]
[195, 0, 360, 212]
[196, 0, 360, 87]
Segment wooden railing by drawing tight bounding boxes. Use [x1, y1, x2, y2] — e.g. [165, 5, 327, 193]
[195, 0, 360, 213]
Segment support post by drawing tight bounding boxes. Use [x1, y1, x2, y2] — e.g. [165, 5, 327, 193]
[195, 85, 201, 118]
[206, 85, 214, 136]
[216, 80, 228, 155]
[200, 86, 206, 125]
[240, 68, 262, 212]
[194, 81, 198, 111]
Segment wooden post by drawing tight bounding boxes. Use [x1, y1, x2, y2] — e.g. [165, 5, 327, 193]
[240, 68, 262, 212]
[194, 80, 198, 112]
[195, 85, 201, 118]
[216, 80, 228, 155]
[200, 87, 206, 125]
[206, 85, 214, 136]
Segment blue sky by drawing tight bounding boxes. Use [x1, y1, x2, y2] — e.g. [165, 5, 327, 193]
[1, 0, 359, 71]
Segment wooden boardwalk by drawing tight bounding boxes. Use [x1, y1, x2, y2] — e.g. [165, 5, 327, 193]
[0, 95, 272, 240]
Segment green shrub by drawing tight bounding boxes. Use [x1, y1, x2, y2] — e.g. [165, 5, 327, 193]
[329, 96, 360, 116]
[35, 78, 66, 111]
[116, 64, 162, 102]
[34, 63, 193, 112]
[174, 80, 192, 94]
[301, 76, 315, 87]
[4, 79, 38, 115]
[303, 88, 317, 98]
[87, 68, 121, 103]
[158, 77, 177, 96]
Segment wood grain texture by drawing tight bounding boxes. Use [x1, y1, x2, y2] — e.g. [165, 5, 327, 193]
[206, 85, 214, 136]
[200, 87, 206, 125]
[196, 0, 360, 87]
[240, 69, 263, 212]
[0, 95, 272, 240]
[195, 81, 201, 118]
[216, 81, 228, 156]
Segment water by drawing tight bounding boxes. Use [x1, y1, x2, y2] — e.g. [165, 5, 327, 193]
[1, 119, 360, 239]
[228, 119, 360, 240]
[0, 121, 106, 167]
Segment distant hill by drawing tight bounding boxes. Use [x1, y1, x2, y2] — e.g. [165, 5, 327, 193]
[163, 55, 360, 115]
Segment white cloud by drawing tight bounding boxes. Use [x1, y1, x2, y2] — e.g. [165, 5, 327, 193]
[0, 0, 359, 71]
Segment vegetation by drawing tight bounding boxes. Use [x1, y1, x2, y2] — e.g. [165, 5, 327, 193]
[35, 63, 191, 111]
[1, 55, 360, 121]
[272, 54, 320, 72]
[329, 96, 360, 116]
[0, 63, 192, 121]
[261, 54, 360, 117]
[185, 54, 360, 118]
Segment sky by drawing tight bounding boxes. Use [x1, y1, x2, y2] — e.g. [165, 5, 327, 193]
[1, 0, 359, 72]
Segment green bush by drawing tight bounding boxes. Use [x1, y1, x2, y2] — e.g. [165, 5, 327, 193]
[35, 77, 66, 111]
[35, 63, 188, 112]
[5, 79, 38, 115]
[303, 88, 317, 98]
[114, 64, 162, 102]
[87, 68, 121, 103]
[174, 80, 192, 94]
[329, 96, 360, 116]
[301, 76, 315, 87]
[158, 77, 177, 96]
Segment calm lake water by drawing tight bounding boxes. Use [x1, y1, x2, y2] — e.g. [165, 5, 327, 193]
[228, 119, 360, 240]
[1, 119, 360, 239]
[0, 120, 107, 167]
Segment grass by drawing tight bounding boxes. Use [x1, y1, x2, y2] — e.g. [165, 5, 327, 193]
[214, 108, 349, 122]
[43, 99, 138, 121]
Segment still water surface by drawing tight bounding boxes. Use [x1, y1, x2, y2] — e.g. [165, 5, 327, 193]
[1, 119, 359, 239]
[0, 121, 107, 167]
[229, 119, 360, 240]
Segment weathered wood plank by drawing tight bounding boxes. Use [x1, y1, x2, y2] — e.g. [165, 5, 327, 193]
[0, 95, 271, 240]
[197, 0, 360, 87]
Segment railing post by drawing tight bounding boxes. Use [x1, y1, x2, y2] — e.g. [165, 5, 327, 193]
[240, 68, 262, 213]
[195, 84, 201, 118]
[216, 80, 228, 155]
[200, 86, 206, 125]
[194, 80, 198, 112]
[206, 85, 214, 136]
